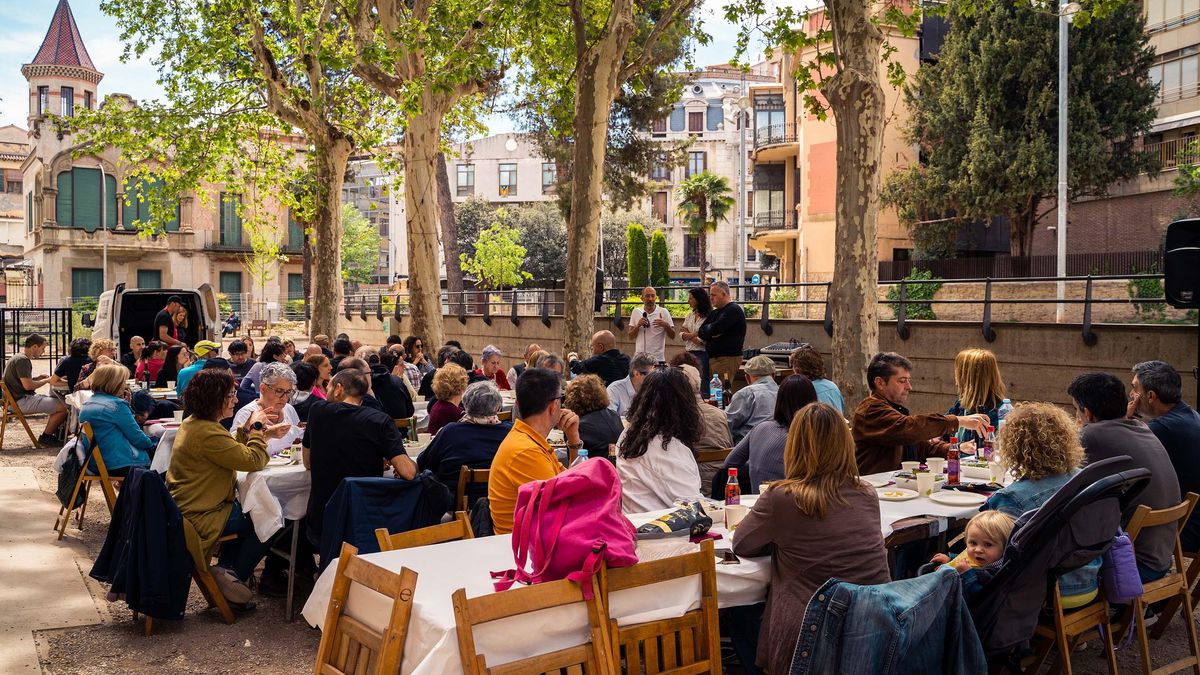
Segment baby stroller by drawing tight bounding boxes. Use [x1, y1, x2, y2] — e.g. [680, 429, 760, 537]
[967, 455, 1151, 669]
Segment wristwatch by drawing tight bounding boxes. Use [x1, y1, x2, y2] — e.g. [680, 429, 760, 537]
[251, 421, 264, 432]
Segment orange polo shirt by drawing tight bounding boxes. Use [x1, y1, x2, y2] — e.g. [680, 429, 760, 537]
[488, 419, 564, 534]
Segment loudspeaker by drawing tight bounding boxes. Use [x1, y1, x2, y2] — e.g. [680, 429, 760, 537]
[1165, 219, 1200, 309]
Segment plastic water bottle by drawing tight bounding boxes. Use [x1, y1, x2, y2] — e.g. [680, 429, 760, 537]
[997, 399, 1013, 425]
[569, 448, 589, 468]
[710, 374, 723, 408]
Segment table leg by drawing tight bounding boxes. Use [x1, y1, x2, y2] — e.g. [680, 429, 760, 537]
[286, 519, 299, 622]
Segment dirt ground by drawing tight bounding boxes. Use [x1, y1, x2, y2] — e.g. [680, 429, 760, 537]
[6, 414, 1200, 674]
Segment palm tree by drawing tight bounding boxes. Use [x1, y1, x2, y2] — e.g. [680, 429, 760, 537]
[676, 171, 734, 282]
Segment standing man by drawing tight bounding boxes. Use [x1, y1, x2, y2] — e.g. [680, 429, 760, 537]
[698, 281, 747, 387]
[627, 287, 675, 362]
[154, 295, 184, 347]
[2, 334, 67, 446]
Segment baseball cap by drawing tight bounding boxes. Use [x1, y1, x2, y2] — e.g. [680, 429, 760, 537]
[193, 340, 221, 357]
[744, 355, 777, 376]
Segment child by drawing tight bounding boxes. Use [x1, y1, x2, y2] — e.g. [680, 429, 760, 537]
[930, 510, 1015, 597]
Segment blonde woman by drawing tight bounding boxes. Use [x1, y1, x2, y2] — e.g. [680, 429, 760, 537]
[733, 403, 890, 674]
[948, 348, 1007, 443]
[78, 363, 156, 474]
[75, 338, 118, 390]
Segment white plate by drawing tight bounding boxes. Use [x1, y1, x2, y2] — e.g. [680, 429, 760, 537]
[877, 488, 919, 501]
[864, 477, 890, 489]
[928, 491, 988, 506]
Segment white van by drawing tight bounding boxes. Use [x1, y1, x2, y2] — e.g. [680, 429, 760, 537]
[89, 282, 220, 353]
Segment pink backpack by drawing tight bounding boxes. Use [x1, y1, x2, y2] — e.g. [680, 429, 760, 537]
[491, 458, 638, 598]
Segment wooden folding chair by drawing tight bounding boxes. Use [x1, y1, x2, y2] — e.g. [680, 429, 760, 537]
[1124, 492, 1200, 675]
[453, 575, 613, 674]
[137, 531, 239, 636]
[54, 422, 121, 540]
[497, 410, 513, 422]
[696, 448, 732, 464]
[1151, 545, 1200, 640]
[313, 542, 418, 675]
[0, 381, 41, 450]
[376, 511, 474, 551]
[1024, 582, 1118, 675]
[456, 466, 491, 513]
[603, 538, 722, 675]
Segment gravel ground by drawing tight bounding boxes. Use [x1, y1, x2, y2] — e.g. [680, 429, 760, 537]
[6, 415, 1200, 674]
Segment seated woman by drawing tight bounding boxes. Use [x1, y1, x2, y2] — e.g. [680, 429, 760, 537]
[53, 337, 93, 392]
[478, 345, 511, 390]
[418, 381, 512, 510]
[722, 375, 818, 488]
[733, 403, 890, 675]
[135, 341, 167, 384]
[615, 368, 703, 512]
[167, 369, 290, 606]
[948, 348, 1006, 445]
[789, 344, 844, 413]
[428, 363, 469, 436]
[289, 362, 320, 423]
[983, 401, 1100, 609]
[303, 353, 331, 399]
[78, 364, 156, 475]
[75, 338, 117, 390]
[155, 345, 191, 388]
[564, 374, 623, 460]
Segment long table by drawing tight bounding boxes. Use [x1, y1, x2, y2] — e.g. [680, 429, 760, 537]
[300, 470, 994, 675]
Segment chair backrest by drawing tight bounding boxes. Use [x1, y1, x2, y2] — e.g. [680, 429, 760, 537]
[314, 542, 418, 675]
[452, 575, 612, 674]
[602, 539, 722, 674]
[456, 466, 490, 513]
[695, 447, 732, 464]
[497, 410, 512, 422]
[394, 417, 415, 430]
[1125, 492, 1200, 573]
[376, 511, 474, 551]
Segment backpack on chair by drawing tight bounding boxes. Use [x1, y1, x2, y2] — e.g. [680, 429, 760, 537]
[491, 458, 638, 598]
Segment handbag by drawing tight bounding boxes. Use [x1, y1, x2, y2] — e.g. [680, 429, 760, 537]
[1101, 529, 1144, 604]
[491, 457, 637, 598]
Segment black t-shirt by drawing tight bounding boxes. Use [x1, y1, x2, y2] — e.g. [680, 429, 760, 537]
[153, 309, 175, 343]
[371, 367, 415, 419]
[229, 358, 254, 381]
[54, 355, 92, 391]
[303, 400, 404, 535]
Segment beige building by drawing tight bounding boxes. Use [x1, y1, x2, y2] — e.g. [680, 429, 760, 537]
[0, 124, 27, 258]
[446, 134, 557, 206]
[18, 0, 301, 313]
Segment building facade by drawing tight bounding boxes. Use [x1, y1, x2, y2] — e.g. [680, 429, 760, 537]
[18, 0, 301, 314]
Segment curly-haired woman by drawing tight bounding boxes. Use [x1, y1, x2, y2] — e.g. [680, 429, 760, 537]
[616, 367, 703, 512]
[789, 344, 843, 414]
[428, 363, 468, 435]
[564, 374, 622, 460]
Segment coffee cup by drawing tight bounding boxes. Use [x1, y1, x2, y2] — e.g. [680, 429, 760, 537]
[759, 482, 773, 493]
[916, 471, 935, 497]
[725, 504, 749, 530]
[926, 457, 946, 474]
[167, 380, 176, 390]
[172, 410, 184, 423]
[901, 461, 920, 473]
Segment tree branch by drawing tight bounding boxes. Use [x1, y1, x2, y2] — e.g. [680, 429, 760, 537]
[620, 0, 699, 81]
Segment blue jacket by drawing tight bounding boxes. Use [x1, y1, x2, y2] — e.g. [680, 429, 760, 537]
[175, 359, 206, 396]
[318, 471, 451, 570]
[789, 566, 986, 675]
[79, 392, 155, 472]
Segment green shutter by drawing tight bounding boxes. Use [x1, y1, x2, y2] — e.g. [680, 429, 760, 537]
[106, 174, 118, 230]
[121, 179, 136, 230]
[74, 168, 101, 232]
[287, 273, 303, 299]
[220, 193, 242, 245]
[56, 170, 72, 226]
[136, 269, 162, 289]
[287, 210, 303, 249]
[71, 268, 103, 300]
[160, 178, 180, 231]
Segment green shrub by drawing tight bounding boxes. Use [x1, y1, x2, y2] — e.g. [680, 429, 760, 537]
[1128, 266, 1165, 320]
[216, 293, 233, 316]
[886, 268, 942, 320]
[768, 287, 798, 319]
[626, 223, 649, 289]
[650, 229, 670, 287]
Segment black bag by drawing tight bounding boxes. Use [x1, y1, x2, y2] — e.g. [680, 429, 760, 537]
[470, 497, 494, 537]
[56, 437, 86, 509]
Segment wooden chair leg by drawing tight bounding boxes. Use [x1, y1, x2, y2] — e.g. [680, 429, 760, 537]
[17, 410, 40, 448]
[1, 411, 8, 450]
[1134, 597, 1154, 675]
[193, 569, 236, 625]
[1026, 635, 1056, 675]
[56, 475, 87, 541]
[77, 483, 90, 529]
[1179, 589, 1200, 675]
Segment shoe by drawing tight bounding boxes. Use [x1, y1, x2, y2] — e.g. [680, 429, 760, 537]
[38, 434, 63, 447]
[229, 600, 257, 615]
[210, 566, 254, 604]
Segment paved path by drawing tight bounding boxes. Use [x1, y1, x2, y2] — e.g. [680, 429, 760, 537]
[0, 467, 103, 672]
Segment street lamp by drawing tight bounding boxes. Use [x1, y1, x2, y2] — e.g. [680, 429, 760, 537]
[1056, 0, 1082, 323]
[726, 85, 751, 300]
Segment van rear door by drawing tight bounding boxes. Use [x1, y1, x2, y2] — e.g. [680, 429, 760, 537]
[90, 283, 125, 345]
[197, 283, 219, 342]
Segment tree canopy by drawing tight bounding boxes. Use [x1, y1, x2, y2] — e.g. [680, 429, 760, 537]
[341, 204, 382, 285]
[461, 223, 533, 289]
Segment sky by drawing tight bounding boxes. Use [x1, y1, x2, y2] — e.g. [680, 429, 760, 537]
[0, 0, 761, 137]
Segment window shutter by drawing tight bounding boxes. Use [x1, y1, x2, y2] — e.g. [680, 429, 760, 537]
[105, 174, 118, 230]
[669, 105, 686, 132]
[56, 170, 73, 226]
[287, 210, 303, 248]
[73, 168, 102, 232]
[707, 103, 723, 131]
[122, 179, 137, 230]
[27, 191, 33, 232]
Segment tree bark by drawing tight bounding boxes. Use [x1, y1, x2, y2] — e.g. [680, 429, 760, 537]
[310, 137, 353, 338]
[403, 109, 447, 349]
[437, 152, 465, 317]
[822, 0, 886, 409]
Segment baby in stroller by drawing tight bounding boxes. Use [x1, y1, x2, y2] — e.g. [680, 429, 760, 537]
[929, 510, 1015, 597]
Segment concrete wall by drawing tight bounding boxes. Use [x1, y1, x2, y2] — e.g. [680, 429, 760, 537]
[336, 312, 1199, 414]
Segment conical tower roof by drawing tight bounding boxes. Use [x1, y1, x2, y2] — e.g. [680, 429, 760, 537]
[22, 0, 102, 84]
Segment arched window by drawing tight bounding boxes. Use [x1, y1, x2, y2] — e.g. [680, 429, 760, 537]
[56, 167, 117, 232]
[122, 176, 180, 231]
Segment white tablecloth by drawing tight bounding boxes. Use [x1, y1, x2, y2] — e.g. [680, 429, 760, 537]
[300, 470, 995, 674]
[147, 425, 179, 473]
[237, 463, 311, 541]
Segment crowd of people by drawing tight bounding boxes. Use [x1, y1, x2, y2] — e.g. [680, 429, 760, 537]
[7, 284, 1200, 673]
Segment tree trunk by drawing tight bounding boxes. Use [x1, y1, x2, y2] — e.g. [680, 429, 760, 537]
[310, 138, 353, 338]
[699, 229, 708, 283]
[822, 0, 886, 409]
[403, 110, 447, 349]
[1010, 196, 1039, 259]
[437, 152, 465, 317]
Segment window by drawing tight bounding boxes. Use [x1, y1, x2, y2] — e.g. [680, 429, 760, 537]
[754, 93, 787, 145]
[122, 176, 179, 231]
[684, 234, 701, 267]
[456, 164, 474, 196]
[498, 163, 517, 197]
[4, 170, 21, 194]
[652, 118, 667, 135]
[652, 192, 668, 224]
[754, 189, 786, 228]
[892, 248, 913, 262]
[1147, 0, 1200, 30]
[84, 91, 93, 110]
[219, 193, 243, 246]
[287, 273, 304, 300]
[37, 87, 48, 115]
[219, 271, 243, 311]
[56, 168, 118, 231]
[136, 270, 162, 289]
[287, 210, 304, 250]
[71, 268, 103, 301]
[746, 235, 757, 262]
[688, 111, 704, 133]
[686, 151, 707, 178]
[542, 162, 557, 195]
[746, 190, 754, 217]
[1150, 46, 1200, 103]
[60, 86, 74, 117]
[650, 156, 671, 181]
[26, 191, 32, 232]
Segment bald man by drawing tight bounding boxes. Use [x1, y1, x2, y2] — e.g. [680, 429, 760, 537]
[567, 330, 630, 386]
[627, 286, 674, 361]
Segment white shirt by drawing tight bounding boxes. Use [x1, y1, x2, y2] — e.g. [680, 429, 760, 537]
[231, 399, 302, 456]
[630, 305, 672, 361]
[615, 431, 703, 513]
[607, 377, 636, 418]
[681, 312, 706, 352]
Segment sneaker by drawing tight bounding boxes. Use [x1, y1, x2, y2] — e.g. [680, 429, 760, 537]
[229, 600, 258, 615]
[38, 434, 63, 447]
[210, 566, 253, 604]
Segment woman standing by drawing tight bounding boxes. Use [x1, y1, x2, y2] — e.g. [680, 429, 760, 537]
[615, 368, 703, 512]
[172, 308, 189, 346]
[733, 403, 890, 674]
[948, 348, 1007, 444]
[679, 288, 713, 398]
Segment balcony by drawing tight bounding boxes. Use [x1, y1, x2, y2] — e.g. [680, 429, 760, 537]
[753, 211, 794, 232]
[200, 229, 303, 255]
[1142, 137, 1200, 169]
[753, 123, 799, 162]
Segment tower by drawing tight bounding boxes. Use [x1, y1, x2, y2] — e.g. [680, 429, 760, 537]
[21, 0, 103, 132]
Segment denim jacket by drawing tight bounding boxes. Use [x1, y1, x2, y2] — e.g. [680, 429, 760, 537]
[79, 392, 155, 472]
[789, 566, 986, 675]
[984, 469, 1100, 598]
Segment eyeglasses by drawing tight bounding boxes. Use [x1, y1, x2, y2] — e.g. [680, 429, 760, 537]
[266, 384, 296, 398]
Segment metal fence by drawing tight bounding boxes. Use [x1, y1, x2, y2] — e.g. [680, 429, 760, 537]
[0, 307, 73, 371]
[879, 250, 1163, 281]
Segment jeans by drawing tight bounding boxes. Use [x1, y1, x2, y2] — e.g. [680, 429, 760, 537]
[692, 350, 711, 398]
[217, 503, 273, 582]
[722, 602, 765, 675]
